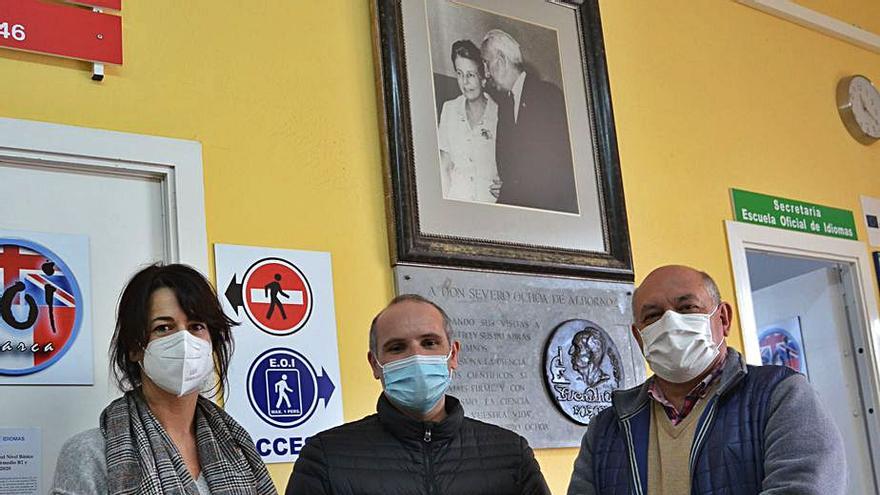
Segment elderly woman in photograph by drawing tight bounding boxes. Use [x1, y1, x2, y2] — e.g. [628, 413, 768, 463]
[51, 264, 276, 495]
[438, 39, 500, 203]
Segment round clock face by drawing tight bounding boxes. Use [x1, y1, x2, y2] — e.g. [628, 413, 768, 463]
[839, 75, 880, 143]
[849, 76, 880, 139]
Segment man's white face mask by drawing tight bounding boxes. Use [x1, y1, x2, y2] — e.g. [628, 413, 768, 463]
[142, 330, 214, 397]
[639, 305, 722, 383]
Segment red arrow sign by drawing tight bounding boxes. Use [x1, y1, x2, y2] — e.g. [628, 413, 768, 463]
[0, 0, 122, 64]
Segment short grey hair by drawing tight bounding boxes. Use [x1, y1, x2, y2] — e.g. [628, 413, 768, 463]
[481, 29, 523, 68]
[701, 272, 721, 307]
[631, 270, 722, 317]
[369, 294, 453, 356]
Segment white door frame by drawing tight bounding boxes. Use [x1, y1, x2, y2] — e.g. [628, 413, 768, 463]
[726, 219, 880, 486]
[725, 220, 880, 368]
[0, 117, 208, 272]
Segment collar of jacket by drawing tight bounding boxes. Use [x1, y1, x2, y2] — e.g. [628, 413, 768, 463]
[611, 348, 748, 419]
[376, 393, 464, 442]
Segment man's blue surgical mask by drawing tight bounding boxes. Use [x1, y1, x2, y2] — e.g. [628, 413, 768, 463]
[376, 352, 453, 414]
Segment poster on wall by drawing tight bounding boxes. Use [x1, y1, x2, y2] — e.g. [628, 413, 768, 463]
[0, 230, 93, 385]
[215, 244, 344, 464]
[0, 427, 41, 495]
[759, 316, 808, 377]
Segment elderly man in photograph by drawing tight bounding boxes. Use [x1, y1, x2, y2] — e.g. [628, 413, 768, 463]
[481, 29, 578, 214]
[286, 294, 550, 495]
[568, 265, 845, 495]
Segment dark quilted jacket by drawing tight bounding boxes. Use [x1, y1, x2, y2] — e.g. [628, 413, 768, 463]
[286, 395, 550, 495]
[570, 349, 812, 495]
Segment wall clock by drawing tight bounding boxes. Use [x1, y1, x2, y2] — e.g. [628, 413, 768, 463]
[837, 75, 880, 145]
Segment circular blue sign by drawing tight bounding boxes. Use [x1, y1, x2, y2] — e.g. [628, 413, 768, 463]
[247, 347, 319, 428]
[759, 327, 806, 374]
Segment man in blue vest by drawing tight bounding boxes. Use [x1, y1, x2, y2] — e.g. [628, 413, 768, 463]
[568, 265, 845, 494]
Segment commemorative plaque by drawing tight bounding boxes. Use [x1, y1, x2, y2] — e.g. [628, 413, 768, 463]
[394, 265, 645, 449]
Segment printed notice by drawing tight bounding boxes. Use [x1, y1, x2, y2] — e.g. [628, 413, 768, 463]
[0, 428, 40, 495]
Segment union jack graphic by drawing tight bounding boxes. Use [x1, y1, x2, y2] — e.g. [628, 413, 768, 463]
[0, 241, 81, 375]
[759, 329, 804, 375]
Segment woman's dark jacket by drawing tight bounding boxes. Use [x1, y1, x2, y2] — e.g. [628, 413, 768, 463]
[286, 394, 550, 495]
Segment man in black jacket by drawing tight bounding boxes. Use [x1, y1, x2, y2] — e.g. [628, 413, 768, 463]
[482, 29, 578, 214]
[286, 294, 550, 495]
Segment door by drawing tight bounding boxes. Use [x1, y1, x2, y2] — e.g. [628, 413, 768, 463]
[748, 253, 876, 493]
[0, 118, 207, 492]
[727, 221, 880, 494]
[0, 159, 166, 490]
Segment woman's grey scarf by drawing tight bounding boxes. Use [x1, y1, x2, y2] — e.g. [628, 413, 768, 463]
[100, 390, 277, 495]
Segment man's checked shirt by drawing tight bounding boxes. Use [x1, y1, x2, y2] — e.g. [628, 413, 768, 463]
[647, 355, 726, 426]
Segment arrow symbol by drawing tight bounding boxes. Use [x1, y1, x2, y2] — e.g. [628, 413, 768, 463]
[317, 368, 335, 407]
[224, 274, 243, 313]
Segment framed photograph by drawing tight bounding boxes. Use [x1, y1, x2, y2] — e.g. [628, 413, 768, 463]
[373, 0, 632, 280]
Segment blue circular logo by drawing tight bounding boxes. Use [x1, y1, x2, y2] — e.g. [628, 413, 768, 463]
[0, 238, 83, 376]
[247, 348, 320, 428]
[759, 328, 806, 375]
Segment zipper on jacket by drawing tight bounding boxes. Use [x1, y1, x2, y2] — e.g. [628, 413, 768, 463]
[424, 424, 434, 495]
[620, 417, 644, 495]
[689, 400, 719, 480]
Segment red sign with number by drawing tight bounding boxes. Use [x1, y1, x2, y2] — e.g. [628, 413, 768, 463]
[63, 0, 121, 11]
[0, 0, 122, 64]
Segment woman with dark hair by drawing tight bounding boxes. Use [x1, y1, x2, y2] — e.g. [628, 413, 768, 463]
[438, 39, 500, 203]
[51, 264, 276, 495]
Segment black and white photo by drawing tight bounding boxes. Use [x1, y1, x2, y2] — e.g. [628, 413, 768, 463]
[435, 38, 501, 205]
[430, 4, 577, 213]
[374, 0, 632, 279]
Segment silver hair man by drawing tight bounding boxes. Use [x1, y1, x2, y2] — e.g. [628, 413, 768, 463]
[481, 29, 524, 69]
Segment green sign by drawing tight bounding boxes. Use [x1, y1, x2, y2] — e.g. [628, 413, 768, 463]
[731, 189, 857, 240]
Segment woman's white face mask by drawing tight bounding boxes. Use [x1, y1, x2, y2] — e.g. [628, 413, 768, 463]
[141, 330, 214, 397]
[638, 305, 722, 383]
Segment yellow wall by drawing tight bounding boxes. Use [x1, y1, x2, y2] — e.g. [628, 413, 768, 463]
[795, 0, 880, 34]
[2, 1, 879, 493]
